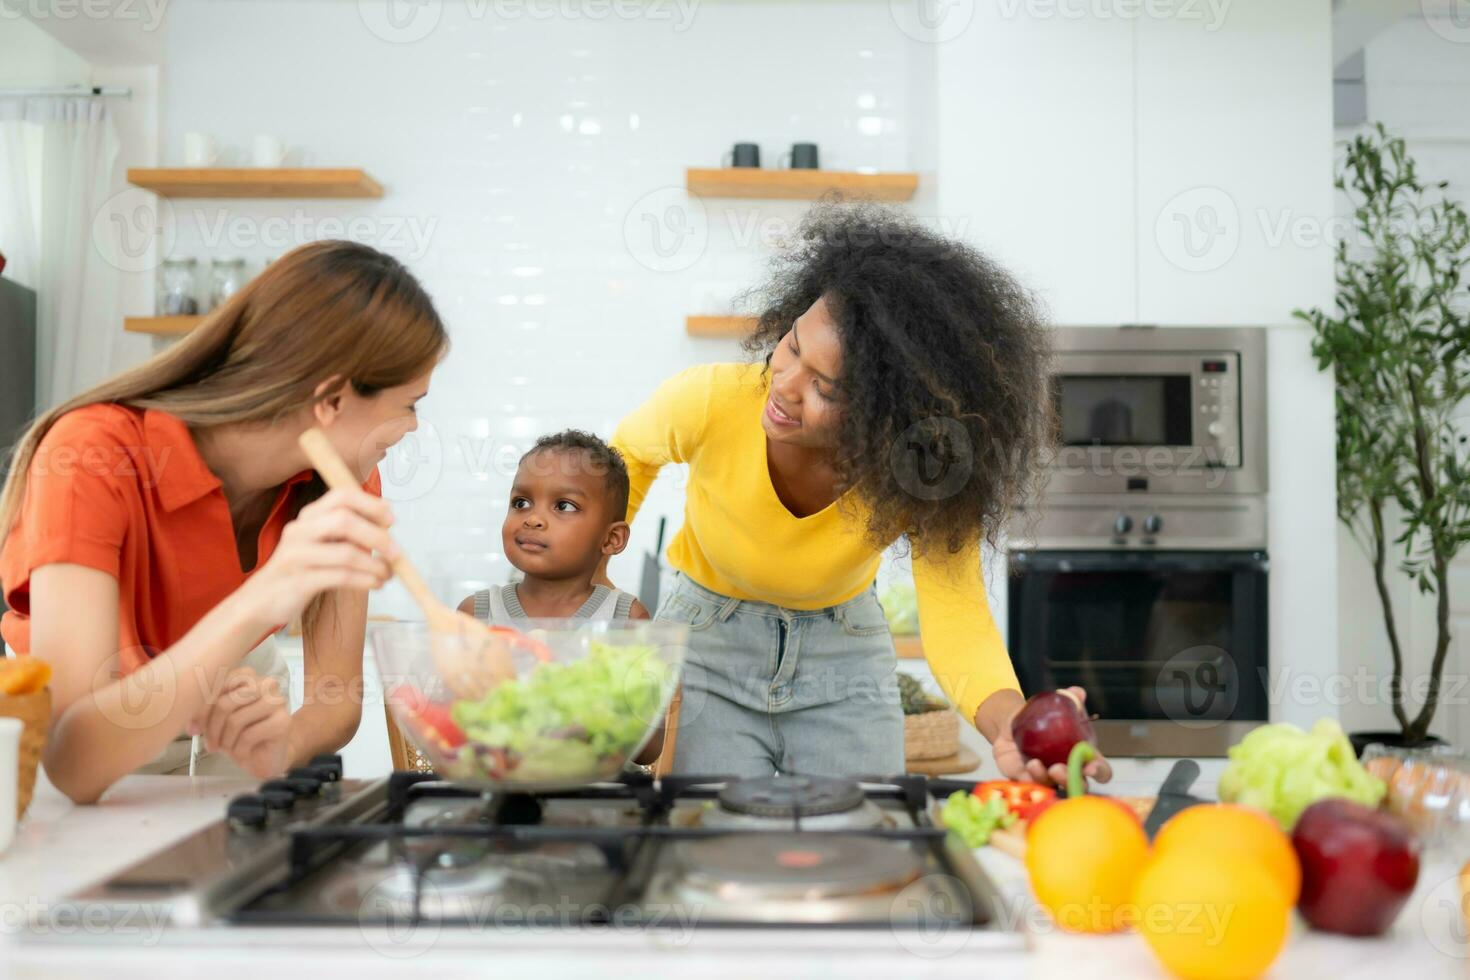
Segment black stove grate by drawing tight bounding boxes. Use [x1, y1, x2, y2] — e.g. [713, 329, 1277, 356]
[658, 773, 933, 817]
[232, 773, 991, 930]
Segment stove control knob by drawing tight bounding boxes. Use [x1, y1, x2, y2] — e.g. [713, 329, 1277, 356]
[227, 793, 269, 830]
[292, 764, 336, 785]
[1113, 514, 1133, 535]
[1143, 514, 1163, 535]
[1206, 420, 1224, 437]
[264, 775, 322, 799]
[259, 788, 296, 812]
[307, 754, 343, 782]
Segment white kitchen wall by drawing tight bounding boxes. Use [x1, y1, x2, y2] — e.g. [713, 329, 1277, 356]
[151, 0, 931, 773]
[157, 0, 923, 610]
[1337, 15, 1470, 745]
[0, 17, 89, 85]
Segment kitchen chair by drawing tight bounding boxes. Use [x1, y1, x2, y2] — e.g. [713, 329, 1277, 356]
[384, 706, 435, 774]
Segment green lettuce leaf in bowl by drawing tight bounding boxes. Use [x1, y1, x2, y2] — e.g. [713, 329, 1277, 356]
[447, 641, 668, 782]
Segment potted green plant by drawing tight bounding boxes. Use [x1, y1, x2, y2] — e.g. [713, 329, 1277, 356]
[1297, 123, 1470, 752]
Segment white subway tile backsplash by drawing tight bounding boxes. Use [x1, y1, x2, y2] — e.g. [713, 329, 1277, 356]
[161, 0, 919, 611]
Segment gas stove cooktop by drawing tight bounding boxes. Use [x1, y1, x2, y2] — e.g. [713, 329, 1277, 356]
[44, 760, 1024, 949]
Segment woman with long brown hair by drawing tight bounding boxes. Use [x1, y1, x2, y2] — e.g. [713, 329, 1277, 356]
[0, 240, 447, 803]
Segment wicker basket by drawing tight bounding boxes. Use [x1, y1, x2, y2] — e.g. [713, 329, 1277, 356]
[904, 707, 959, 761]
[0, 687, 50, 820]
[384, 706, 436, 774]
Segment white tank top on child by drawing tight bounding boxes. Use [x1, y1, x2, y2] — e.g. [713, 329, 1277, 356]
[470, 583, 636, 623]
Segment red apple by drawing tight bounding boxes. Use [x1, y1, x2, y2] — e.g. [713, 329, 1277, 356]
[1011, 689, 1096, 769]
[1292, 798, 1420, 936]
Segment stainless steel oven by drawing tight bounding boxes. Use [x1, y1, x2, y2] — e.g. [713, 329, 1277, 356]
[1008, 326, 1270, 756]
[1008, 548, 1268, 757]
[1047, 326, 1267, 495]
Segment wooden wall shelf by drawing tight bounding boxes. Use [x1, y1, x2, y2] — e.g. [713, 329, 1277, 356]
[686, 168, 918, 202]
[686, 315, 757, 338]
[127, 168, 383, 199]
[125, 315, 203, 335]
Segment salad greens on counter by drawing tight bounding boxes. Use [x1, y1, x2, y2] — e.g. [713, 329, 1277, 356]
[879, 583, 919, 636]
[443, 641, 669, 782]
[1218, 718, 1386, 830]
[940, 790, 1016, 847]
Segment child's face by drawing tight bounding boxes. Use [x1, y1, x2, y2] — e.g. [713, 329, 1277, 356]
[503, 449, 624, 579]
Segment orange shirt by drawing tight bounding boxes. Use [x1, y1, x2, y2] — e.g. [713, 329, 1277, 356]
[0, 404, 381, 674]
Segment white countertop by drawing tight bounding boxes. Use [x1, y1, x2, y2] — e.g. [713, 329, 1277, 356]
[0, 764, 1465, 979]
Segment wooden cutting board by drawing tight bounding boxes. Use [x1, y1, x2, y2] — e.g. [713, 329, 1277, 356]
[905, 746, 982, 776]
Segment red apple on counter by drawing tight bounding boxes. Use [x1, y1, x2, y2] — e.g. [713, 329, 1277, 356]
[1011, 689, 1096, 769]
[1291, 798, 1420, 936]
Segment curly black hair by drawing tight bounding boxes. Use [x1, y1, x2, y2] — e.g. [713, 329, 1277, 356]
[522, 429, 631, 522]
[742, 203, 1054, 558]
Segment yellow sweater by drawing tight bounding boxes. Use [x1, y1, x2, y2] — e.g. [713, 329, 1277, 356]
[611, 362, 1019, 725]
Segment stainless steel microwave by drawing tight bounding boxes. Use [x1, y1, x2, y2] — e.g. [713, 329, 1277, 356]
[1045, 326, 1267, 496]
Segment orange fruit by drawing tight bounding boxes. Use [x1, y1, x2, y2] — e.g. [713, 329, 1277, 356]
[1154, 804, 1301, 904]
[1133, 849, 1290, 980]
[0, 656, 51, 696]
[1025, 796, 1150, 933]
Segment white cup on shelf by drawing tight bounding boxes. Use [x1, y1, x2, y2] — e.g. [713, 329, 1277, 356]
[0, 718, 20, 856]
[182, 132, 218, 167]
[252, 134, 287, 168]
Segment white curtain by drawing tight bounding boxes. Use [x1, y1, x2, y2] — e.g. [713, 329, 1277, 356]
[0, 120, 40, 289]
[0, 97, 123, 410]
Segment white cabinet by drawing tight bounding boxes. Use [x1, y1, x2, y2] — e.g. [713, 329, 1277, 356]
[933, 1, 1334, 325]
[934, 10, 1136, 324]
[1134, 3, 1335, 324]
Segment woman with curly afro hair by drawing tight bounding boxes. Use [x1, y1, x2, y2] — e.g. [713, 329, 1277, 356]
[609, 204, 1110, 785]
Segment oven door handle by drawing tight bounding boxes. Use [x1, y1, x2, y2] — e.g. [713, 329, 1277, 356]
[1009, 550, 1269, 574]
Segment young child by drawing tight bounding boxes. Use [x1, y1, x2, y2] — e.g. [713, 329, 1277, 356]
[459, 430, 649, 622]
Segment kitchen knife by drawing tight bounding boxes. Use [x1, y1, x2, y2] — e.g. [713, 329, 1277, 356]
[1142, 759, 1205, 839]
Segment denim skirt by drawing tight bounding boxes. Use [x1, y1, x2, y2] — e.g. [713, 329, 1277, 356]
[654, 572, 904, 778]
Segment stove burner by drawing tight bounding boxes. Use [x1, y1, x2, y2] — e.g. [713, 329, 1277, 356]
[340, 841, 615, 921]
[673, 833, 924, 903]
[717, 775, 865, 819]
[491, 793, 544, 826]
[354, 860, 512, 914]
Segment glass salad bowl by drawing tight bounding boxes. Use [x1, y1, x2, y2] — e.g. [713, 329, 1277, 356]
[371, 619, 687, 789]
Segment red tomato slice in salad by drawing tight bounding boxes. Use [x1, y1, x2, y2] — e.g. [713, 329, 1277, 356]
[488, 624, 555, 663]
[389, 685, 467, 750]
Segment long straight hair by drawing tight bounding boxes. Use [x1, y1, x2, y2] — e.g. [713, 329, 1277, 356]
[0, 240, 448, 626]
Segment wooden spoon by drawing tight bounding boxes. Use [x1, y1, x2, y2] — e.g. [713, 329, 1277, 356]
[297, 428, 520, 698]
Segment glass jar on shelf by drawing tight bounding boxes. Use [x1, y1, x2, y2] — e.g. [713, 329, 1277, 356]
[208, 257, 248, 310]
[156, 257, 199, 316]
